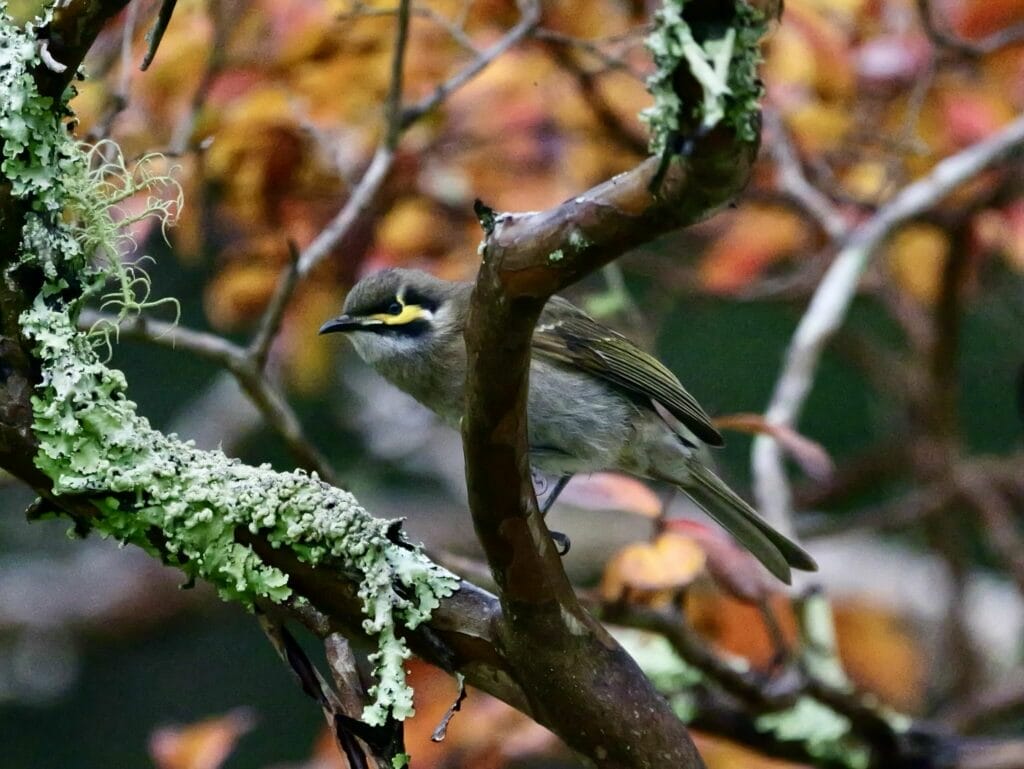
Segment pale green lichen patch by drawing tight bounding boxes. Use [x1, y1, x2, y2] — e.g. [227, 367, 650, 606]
[548, 249, 564, 263]
[610, 627, 703, 697]
[2, 4, 458, 727]
[23, 300, 458, 724]
[641, 0, 767, 156]
[567, 230, 591, 253]
[756, 698, 871, 769]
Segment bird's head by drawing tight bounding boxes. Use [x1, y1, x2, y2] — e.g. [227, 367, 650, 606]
[319, 268, 464, 364]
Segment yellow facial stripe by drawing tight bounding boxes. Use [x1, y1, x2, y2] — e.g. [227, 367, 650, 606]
[370, 303, 427, 326]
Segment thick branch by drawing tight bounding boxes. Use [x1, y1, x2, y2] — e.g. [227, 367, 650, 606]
[460, 10, 766, 763]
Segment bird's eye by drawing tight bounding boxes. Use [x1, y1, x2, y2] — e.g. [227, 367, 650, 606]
[387, 301, 403, 315]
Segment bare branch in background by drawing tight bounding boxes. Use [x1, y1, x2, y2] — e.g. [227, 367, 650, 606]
[249, 242, 301, 372]
[78, 310, 338, 484]
[398, 1, 542, 129]
[752, 113, 1024, 536]
[764, 109, 849, 240]
[296, 0, 540, 277]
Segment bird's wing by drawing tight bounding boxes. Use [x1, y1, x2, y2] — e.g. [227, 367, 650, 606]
[531, 297, 724, 446]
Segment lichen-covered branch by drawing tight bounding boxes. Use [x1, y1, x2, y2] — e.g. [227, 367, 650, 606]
[0, 2, 456, 729]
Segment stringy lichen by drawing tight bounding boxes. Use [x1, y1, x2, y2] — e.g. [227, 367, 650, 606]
[642, 0, 767, 156]
[2, 4, 457, 726]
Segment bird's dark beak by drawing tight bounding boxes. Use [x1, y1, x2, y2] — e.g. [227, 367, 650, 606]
[318, 315, 362, 335]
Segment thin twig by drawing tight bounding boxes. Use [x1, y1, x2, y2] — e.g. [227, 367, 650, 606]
[140, 0, 179, 71]
[338, 3, 481, 54]
[534, 26, 649, 78]
[765, 109, 848, 240]
[545, 41, 648, 156]
[297, 1, 540, 277]
[384, 0, 412, 150]
[249, 242, 301, 371]
[169, 0, 226, 155]
[752, 112, 1024, 536]
[78, 310, 338, 484]
[85, 2, 140, 142]
[957, 470, 1024, 599]
[399, 0, 541, 129]
[297, 145, 394, 277]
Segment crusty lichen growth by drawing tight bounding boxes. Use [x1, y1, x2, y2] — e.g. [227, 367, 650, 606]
[23, 300, 457, 724]
[2, 4, 457, 726]
[642, 0, 767, 156]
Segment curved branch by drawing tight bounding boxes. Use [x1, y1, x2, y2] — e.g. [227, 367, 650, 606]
[459, 5, 768, 763]
[752, 112, 1024, 535]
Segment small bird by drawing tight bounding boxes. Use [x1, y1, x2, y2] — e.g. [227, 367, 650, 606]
[320, 268, 816, 583]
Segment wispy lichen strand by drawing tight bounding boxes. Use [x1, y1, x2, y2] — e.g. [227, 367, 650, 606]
[2, 5, 457, 726]
[641, 0, 767, 156]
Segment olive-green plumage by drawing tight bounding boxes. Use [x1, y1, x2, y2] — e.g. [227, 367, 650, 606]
[320, 268, 816, 583]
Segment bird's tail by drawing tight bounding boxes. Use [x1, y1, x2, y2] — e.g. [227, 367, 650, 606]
[661, 463, 817, 584]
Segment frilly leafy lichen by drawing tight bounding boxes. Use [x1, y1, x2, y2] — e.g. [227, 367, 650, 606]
[2, 4, 457, 726]
[642, 0, 767, 156]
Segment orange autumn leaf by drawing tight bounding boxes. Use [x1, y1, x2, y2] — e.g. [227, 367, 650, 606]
[376, 198, 449, 258]
[773, 0, 856, 99]
[833, 599, 926, 712]
[666, 519, 776, 604]
[974, 200, 1024, 270]
[700, 205, 815, 294]
[311, 660, 562, 769]
[689, 591, 925, 708]
[149, 709, 255, 769]
[784, 100, 852, 155]
[688, 589, 798, 667]
[694, 732, 807, 769]
[282, 285, 344, 394]
[601, 532, 706, 602]
[949, 0, 1024, 39]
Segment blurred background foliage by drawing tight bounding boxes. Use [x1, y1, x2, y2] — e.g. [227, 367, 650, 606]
[1, 0, 1023, 766]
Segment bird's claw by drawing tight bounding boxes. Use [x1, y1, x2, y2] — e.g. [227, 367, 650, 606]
[551, 530, 571, 556]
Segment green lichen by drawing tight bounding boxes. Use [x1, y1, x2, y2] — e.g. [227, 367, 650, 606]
[23, 299, 457, 724]
[1, 4, 458, 727]
[610, 627, 704, 695]
[641, 0, 767, 156]
[548, 249, 564, 263]
[756, 698, 871, 769]
[567, 230, 591, 252]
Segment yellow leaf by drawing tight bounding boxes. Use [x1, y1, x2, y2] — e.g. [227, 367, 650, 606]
[842, 161, 892, 203]
[600, 533, 706, 603]
[376, 199, 446, 257]
[786, 101, 851, 155]
[885, 224, 950, 305]
[204, 262, 281, 331]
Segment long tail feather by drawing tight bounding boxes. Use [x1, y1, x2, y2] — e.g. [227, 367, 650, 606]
[670, 464, 817, 584]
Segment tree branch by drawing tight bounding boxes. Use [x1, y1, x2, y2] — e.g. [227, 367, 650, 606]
[752, 112, 1024, 535]
[458, 0, 778, 760]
